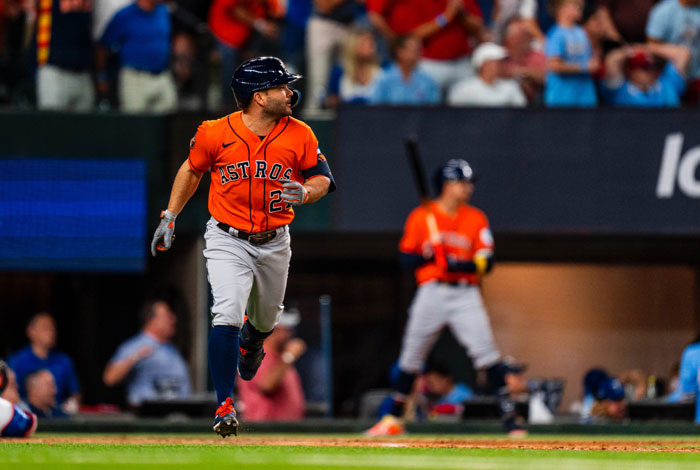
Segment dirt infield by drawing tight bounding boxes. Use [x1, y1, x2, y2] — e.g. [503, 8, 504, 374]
[14, 435, 700, 452]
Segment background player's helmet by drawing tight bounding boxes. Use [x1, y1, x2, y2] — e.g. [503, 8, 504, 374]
[433, 159, 476, 194]
[583, 368, 625, 402]
[230, 57, 302, 109]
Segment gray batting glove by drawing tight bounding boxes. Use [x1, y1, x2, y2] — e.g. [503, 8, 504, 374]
[280, 179, 308, 206]
[151, 210, 177, 256]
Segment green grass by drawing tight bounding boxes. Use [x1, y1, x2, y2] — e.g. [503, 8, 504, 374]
[2, 434, 700, 470]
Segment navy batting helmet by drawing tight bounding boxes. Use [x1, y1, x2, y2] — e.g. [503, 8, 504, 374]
[230, 57, 302, 109]
[433, 159, 476, 194]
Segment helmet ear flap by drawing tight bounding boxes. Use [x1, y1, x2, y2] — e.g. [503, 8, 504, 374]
[290, 88, 301, 108]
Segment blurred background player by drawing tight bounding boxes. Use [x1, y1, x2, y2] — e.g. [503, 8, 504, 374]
[8, 312, 81, 416]
[579, 367, 647, 423]
[0, 360, 37, 438]
[366, 159, 527, 437]
[237, 308, 307, 421]
[102, 299, 192, 407]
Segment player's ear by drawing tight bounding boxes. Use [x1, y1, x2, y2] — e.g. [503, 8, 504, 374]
[253, 90, 266, 107]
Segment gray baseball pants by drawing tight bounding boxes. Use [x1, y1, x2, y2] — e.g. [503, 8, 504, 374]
[398, 281, 501, 373]
[203, 217, 291, 332]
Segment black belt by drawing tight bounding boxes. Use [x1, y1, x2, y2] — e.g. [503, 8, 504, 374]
[436, 280, 477, 287]
[217, 222, 278, 246]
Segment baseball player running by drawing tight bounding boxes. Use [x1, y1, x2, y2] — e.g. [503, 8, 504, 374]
[367, 159, 524, 436]
[151, 57, 335, 438]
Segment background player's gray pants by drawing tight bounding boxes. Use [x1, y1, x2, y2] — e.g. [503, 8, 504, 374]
[398, 282, 501, 373]
[203, 217, 291, 332]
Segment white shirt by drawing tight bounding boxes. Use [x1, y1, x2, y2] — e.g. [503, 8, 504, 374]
[448, 77, 527, 107]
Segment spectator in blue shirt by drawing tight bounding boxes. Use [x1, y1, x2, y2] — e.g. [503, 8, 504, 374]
[103, 299, 191, 407]
[98, 0, 177, 112]
[602, 43, 690, 107]
[646, 0, 700, 103]
[8, 312, 81, 416]
[544, 0, 599, 107]
[370, 35, 440, 105]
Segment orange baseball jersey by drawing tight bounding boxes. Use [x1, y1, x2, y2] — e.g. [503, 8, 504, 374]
[399, 202, 494, 285]
[187, 111, 334, 232]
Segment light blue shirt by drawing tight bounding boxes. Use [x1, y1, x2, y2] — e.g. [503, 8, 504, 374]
[602, 63, 686, 107]
[646, 0, 700, 79]
[110, 333, 191, 406]
[544, 24, 597, 107]
[370, 64, 440, 105]
[674, 342, 700, 422]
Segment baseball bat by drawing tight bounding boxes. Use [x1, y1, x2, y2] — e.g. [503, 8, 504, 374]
[404, 136, 447, 270]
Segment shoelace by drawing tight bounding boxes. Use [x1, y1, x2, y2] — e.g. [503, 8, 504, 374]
[216, 397, 235, 417]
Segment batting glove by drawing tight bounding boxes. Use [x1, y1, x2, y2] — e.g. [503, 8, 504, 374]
[151, 210, 177, 257]
[280, 179, 309, 206]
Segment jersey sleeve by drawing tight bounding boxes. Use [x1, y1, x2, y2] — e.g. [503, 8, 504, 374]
[187, 123, 213, 173]
[300, 127, 336, 192]
[471, 211, 494, 256]
[399, 208, 427, 254]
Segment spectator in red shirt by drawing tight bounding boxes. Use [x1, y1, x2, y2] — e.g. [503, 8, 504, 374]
[501, 16, 547, 104]
[237, 309, 306, 421]
[208, 0, 282, 106]
[367, 0, 486, 98]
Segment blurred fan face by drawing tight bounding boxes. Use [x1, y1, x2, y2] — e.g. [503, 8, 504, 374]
[397, 37, 422, 69]
[559, 1, 583, 22]
[628, 67, 658, 91]
[151, 301, 177, 340]
[423, 372, 453, 396]
[28, 314, 56, 350]
[355, 33, 377, 61]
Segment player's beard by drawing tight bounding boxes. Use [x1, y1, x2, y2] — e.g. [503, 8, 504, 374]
[263, 97, 293, 120]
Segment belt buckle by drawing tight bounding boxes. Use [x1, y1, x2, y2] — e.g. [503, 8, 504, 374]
[248, 231, 275, 246]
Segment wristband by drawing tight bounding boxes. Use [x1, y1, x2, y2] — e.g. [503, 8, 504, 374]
[282, 352, 295, 364]
[435, 14, 448, 27]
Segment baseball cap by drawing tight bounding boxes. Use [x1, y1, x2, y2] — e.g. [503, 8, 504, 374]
[626, 51, 656, 71]
[277, 308, 301, 328]
[471, 43, 508, 70]
[583, 368, 625, 401]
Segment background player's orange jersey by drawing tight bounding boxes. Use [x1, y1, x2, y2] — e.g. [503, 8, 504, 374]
[399, 202, 494, 285]
[188, 111, 326, 232]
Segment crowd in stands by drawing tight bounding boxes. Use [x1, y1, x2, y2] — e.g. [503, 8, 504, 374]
[1, 0, 699, 112]
[0, 0, 700, 112]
